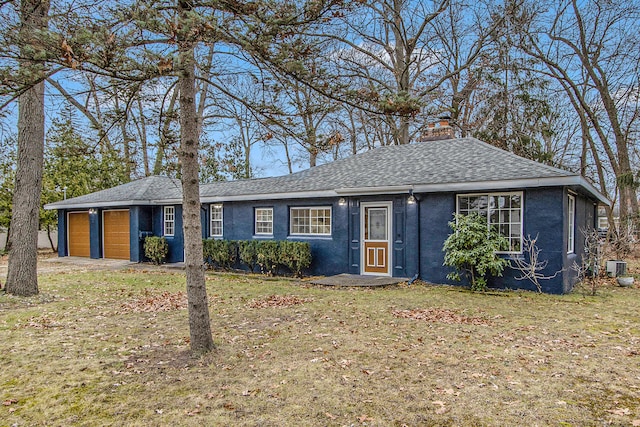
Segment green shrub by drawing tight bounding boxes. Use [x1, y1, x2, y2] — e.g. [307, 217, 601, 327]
[144, 236, 168, 265]
[279, 241, 312, 277]
[203, 239, 237, 270]
[257, 240, 280, 275]
[442, 213, 509, 291]
[238, 240, 259, 273]
[210, 239, 314, 277]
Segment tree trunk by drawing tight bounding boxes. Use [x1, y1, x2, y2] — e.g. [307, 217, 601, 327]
[46, 223, 56, 253]
[178, 0, 214, 353]
[6, 0, 50, 297]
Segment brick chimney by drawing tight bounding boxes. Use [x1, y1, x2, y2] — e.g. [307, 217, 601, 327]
[420, 116, 456, 141]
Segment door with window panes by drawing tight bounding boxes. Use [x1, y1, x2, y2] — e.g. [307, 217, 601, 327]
[361, 202, 392, 275]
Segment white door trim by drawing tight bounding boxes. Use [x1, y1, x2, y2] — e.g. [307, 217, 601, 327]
[360, 201, 392, 276]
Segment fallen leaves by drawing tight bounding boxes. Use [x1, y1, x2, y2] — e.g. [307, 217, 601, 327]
[22, 316, 63, 329]
[607, 407, 631, 416]
[432, 400, 448, 414]
[120, 289, 187, 313]
[247, 294, 312, 309]
[392, 308, 491, 325]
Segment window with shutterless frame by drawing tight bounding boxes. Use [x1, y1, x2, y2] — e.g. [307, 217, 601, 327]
[289, 206, 332, 236]
[456, 192, 523, 253]
[567, 194, 575, 254]
[210, 204, 223, 237]
[255, 207, 273, 235]
[163, 206, 175, 236]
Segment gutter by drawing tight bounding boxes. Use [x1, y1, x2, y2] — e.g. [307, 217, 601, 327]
[44, 199, 156, 210]
[335, 185, 413, 196]
[45, 175, 609, 209]
[412, 176, 610, 206]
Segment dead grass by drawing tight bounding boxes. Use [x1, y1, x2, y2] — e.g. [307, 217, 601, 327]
[1, 268, 639, 426]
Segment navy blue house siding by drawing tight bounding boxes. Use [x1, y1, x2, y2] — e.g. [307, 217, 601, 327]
[217, 197, 352, 277]
[54, 184, 599, 294]
[153, 205, 184, 263]
[198, 195, 414, 278]
[415, 187, 596, 294]
[418, 192, 456, 286]
[129, 206, 153, 263]
[57, 209, 66, 257]
[563, 190, 597, 293]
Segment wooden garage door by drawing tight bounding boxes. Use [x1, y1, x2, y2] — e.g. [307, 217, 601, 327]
[103, 210, 130, 260]
[68, 212, 90, 257]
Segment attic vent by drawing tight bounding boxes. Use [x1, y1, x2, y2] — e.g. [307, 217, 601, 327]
[419, 117, 455, 141]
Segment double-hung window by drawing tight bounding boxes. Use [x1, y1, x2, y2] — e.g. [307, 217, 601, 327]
[457, 192, 523, 253]
[567, 194, 575, 253]
[290, 207, 332, 236]
[210, 204, 223, 238]
[255, 208, 273, 235]
[163, 206, 175, 236]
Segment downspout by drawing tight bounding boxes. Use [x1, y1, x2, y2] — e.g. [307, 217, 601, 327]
[407, 191, 420, 285]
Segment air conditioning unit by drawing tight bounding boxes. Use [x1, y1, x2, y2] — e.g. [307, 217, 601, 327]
[606, 260, 627, 278]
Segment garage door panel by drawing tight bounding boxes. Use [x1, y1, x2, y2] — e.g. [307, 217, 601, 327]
[68, 212, 90, 257]
[103, 210, 130, 260]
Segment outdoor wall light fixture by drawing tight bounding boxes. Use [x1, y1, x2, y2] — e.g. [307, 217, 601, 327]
[407, 191, 417, 205]
[338, 197, 347, 206]
[89, 208, 97, 215]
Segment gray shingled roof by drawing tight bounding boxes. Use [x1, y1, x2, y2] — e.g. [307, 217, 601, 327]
[45, 175, 182, 209]
[45, 137, 608, 209]
[200, 137, 576, 197]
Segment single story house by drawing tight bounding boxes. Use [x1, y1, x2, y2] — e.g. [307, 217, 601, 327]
[45, 137, 608, 294]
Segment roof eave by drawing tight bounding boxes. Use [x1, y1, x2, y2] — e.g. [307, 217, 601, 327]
[45, 176, 610, 208]
[44, 199, 166, 210]
[412, 176, 610, 205]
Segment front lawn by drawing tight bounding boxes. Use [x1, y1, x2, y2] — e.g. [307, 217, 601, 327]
[1, 269, 639, 426]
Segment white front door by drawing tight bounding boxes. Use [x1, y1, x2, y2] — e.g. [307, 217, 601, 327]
[361, 202, 392, 276]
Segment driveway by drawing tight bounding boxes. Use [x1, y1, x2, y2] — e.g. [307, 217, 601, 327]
[0, 254, 138, 280]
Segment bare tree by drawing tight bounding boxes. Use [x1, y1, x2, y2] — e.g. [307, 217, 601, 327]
[511, 0, 640, 222]
[329, 0, 496, 144]
[510, 234, 563, 293]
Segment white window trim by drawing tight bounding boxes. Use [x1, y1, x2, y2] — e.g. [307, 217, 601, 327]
[163, 206, 175, 237]
[456, 191, 524, 254]
[289, 206, 332, 236]
[210, 204, 223, 238]
[568, 194, 575, 254]
[255, 207, 274, 236]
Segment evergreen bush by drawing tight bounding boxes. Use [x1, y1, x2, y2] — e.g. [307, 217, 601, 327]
[279, 241, 312, 277]
[203, 239, 237, 270]
[144, 236, 168, 265]
[238, 240, 260, 272]
[443, 213, 509, 291]
[257, 240, 280, 275]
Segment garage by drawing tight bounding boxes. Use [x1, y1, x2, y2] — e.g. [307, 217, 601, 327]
[67, 211, 90, 257]
[103, 210, 130, 260]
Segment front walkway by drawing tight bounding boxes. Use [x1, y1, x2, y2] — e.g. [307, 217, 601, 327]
[310, 274, 408, 287]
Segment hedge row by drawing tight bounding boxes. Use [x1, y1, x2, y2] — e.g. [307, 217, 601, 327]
[203, 239, 312, 277]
